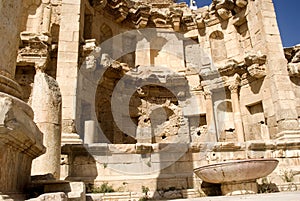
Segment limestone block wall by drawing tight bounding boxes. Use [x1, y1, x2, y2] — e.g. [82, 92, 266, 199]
[54, 1, 300, 196]
[61, 141, 300, 196]
[245, 0, 299, 139]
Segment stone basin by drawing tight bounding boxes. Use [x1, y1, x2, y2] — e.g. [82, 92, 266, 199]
[194, 158, 279, 195]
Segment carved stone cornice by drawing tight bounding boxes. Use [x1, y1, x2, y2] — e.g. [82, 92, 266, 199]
[18, 32, 50, 57]
[17, 32, 51, 72]
[92, 0, 249, 32]
[217, 59, 242, 76]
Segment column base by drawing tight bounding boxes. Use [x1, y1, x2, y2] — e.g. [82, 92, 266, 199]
[221, 180, 258, 196]
[0, 92, 45, 197]
[276, 130, 300, 141]
[61, 133, 83, 145]
[0, 75, 23, 99]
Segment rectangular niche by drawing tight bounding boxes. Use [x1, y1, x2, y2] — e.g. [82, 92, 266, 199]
[247, 101, 264, 115]
[189, 114, 208, 142]
[246, 101, 269, 140]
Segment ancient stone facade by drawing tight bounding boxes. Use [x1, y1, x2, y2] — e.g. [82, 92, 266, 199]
[1, 0, 300, 200]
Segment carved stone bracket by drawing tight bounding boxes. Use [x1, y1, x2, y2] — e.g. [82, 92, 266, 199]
[217, 59, 241, 76]
[115, 5, 129, 23]
[285, 46, 300, 77]
[151, 11, 169, 28]
[170, 8, 183, 31]
[288, 63, 300, 77]
[195, 15, 205, 29]
[80, 39, 101, 71]
[244, 52, 267, 79]
[134, 6, 151, 28]
[182, 15, 197, 31]
[17, 32, 51, 71]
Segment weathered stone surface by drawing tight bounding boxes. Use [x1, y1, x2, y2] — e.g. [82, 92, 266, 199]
[26, 192, 67, 201]
[0, 0, 299, 198]
[31, 72, 62, 179]
[0, 1, 46, 198]
[0, 93, 45, 195]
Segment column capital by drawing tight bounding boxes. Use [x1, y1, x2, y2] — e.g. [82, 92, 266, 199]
[228, 73, 241, 93]
[228, 83, 239, 93]
[204, 88, 212, 98]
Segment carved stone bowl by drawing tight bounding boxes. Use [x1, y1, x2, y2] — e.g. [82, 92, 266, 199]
[194, 158, 279, 195]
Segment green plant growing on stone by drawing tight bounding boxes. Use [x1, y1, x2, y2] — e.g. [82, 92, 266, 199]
[258, 177, 278, 193]
[142, 185, 150, 194]
[139, 197, 150, 201]
[280, 169, 294, 183]
[91, 182, 115, 193]
[280, 170, 298, 191]
[139, 186, 150, 201]
[103, 163, 108, 169]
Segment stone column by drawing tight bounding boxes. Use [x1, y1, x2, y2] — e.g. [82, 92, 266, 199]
[0, 0, 24, 99]
[204, 89, 217, 142]
[228, 76, 245, 142]
[41, 5, 52, 34]
[56, 0, 83, 144]
[84, 120, 96, 144]
[0, 0, 45, 199]
[31, 63, 62, 179]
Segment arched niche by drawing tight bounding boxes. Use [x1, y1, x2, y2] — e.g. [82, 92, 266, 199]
[214, 99, 235, 142]
[209, 31, 227, 64]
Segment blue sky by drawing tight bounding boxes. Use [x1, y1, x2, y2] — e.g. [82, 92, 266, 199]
[180, 0, 300, 47]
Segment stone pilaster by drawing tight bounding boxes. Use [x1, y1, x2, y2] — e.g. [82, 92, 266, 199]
[56, 0, 83, 144]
